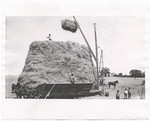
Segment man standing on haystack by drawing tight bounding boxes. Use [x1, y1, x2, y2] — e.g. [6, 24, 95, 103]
[47, 34, 52, 41]
[69, 73, 76, 84]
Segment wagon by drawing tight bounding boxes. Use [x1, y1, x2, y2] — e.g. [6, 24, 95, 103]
[36, 83, 93, 99]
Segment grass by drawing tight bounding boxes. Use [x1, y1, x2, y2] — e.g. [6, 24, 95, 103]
[5, 75, 145, 99]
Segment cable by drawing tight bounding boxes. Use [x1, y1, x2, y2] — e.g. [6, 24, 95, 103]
[79, 17, 119, 34]
[97, 29, 122, 70]
[78, 17, 121, 65]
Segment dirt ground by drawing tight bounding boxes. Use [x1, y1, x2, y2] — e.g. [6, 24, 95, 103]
[5, 75, 145, 99]
[82, 77, 145, 99]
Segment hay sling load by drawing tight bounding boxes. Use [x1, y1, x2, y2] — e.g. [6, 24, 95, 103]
[61, 19, 78, 33]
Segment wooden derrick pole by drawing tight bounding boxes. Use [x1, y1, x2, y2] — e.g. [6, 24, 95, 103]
[94, 23, 99, 90]
[99, 50, 104, 76]
[89, 51, 96, 82]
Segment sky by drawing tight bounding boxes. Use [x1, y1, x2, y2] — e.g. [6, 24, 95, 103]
[5, 16, 146, 75]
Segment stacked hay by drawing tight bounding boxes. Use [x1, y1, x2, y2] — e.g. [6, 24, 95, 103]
[18, 40, 95, 88]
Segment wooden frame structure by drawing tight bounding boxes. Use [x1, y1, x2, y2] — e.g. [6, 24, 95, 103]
[73, 16, 99, 90]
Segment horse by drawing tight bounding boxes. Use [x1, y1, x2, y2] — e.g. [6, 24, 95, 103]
[11, 83, 32, 98]
[108, 80, 119, 88]
[11, 84, 17, 93]
[11, 83, 22, 98]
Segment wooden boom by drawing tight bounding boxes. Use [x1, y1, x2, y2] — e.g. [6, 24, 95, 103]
[73, 16, 96, 62]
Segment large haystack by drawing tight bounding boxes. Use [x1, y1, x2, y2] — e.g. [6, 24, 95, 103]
[18, 40, 95, 88]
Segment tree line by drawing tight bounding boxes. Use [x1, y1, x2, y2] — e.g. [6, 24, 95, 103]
[100, 68, 145, 78]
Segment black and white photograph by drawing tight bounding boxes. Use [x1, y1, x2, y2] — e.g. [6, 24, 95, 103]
[1, 0, 150, 120]
[5, 16, 146, 99]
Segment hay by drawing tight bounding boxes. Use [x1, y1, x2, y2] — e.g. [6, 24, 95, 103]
[18, 40, 95, 88]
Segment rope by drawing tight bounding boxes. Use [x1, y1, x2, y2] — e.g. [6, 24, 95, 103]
[78, 17, 119, 64]
[98, 31, 122, 71]
[78, 17, 119, 34]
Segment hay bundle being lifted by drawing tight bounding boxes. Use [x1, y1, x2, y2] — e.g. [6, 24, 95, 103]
[18, 40, 95, 89]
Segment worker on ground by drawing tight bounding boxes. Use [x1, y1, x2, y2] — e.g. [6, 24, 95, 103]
[128, 87, 131, 99]
[101, 78, 106, 95]
[116, 90, 120, 99]
[100, 77, 105, 85]
[140, 80, 145, 99]
[124, 88, 128, 99]
[70, 73, 76, 84]
[101, 86, 105, 95]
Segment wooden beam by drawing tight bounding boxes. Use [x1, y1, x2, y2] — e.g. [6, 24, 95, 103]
[94, 23, 99, 90]
[73, 16, 96, 62]
[89, 51, 96, 82]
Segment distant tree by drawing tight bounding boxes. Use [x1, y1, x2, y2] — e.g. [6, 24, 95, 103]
[124, 74, 129, 77]
[142, 71, 145, 77]
[129, 69, 143, 77]
[119, 73, 123, 77]
[101, 67, 110, 77]
[113, 74, 118, 77]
